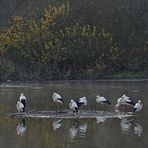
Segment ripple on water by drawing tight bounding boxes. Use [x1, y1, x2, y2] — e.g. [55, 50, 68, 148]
[120, 117, 143, 137]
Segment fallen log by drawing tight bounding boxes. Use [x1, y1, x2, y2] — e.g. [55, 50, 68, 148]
[1, 109, 134, 119]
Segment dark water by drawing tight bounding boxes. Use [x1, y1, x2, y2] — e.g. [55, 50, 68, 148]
[0, 81, 148, 148]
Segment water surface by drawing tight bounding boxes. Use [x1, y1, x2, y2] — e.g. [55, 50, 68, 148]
[0, 81, 147, 148]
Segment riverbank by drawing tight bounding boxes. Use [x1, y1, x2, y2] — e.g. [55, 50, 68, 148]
[0, 78, 148, 87]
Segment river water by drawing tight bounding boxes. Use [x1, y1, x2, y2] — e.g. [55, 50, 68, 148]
[0, 80, 147, 148]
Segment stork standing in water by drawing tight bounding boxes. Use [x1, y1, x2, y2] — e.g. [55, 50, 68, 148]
[76, 96, 87, 110]
[122, 94, 135, 106]
[16, 101, 24, 112]
[19, 93, 27, 112]
[115, 94, 135, 111]
[69, 100, 78, 115]
[96, 95, 111, 110]
[52, 93, 64, 112]
[134, 100, 143, 113]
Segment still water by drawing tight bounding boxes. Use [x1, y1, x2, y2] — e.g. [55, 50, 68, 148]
[0, 80, 148, 148]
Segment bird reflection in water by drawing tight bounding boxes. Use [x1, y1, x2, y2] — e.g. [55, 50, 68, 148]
[69, 120, 87, 141]
[134, 122, 143, 137]
[69, 121, 78, 141]
[120, 118, 133, 133]
[16, 119, 27, 136]
[78, 123, 87, 137]
[52, 119, 63, 131]
[96, 116, 107, 123]
[120, 117, 143, 137]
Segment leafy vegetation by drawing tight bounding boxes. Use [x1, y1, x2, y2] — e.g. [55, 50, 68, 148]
[0, 0, 147, 81]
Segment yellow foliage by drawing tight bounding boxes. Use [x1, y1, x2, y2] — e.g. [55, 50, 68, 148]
[12, 16, 24, 22]
[41, 3, 69, 29]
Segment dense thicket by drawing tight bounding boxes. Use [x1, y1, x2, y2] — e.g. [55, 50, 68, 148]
[0, 0, 148, 81]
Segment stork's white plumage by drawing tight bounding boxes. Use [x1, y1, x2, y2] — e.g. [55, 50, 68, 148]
[122, 94, 129, 100]
[69, 100, 78, 114]
[122, 94, 135, 106]
[52, 93, 63, 104]
[96, 95, 111, 105]
[76, 96, 87, 108]
[115, 97, 124, 108]
[115, 94, 135, 108]
[20, 93, 26, 102]
[19, 93, 27, 112]
[16, 101, 24, 112]
[134, 100, 143, 112]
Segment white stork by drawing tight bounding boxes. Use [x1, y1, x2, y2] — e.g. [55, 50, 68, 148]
[52, 92, 64, 111]
[19, 93, 27, 112]
[115, 94, 135, 109]
[69, 100, 78, 115]
[96, 95, 111, 105]
[134, 100, 143, 112]
[16, 101, 24, 112]
[76, 96, 87, 109]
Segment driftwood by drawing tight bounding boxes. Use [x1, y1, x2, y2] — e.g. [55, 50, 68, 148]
[2, 109, 134, 119]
